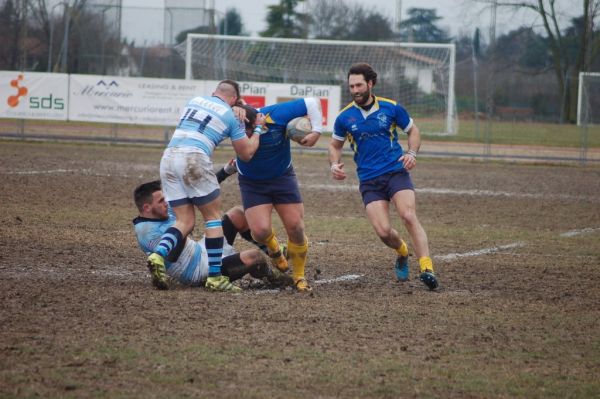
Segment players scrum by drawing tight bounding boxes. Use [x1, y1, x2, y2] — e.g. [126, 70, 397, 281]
[135, 73, 438, 292]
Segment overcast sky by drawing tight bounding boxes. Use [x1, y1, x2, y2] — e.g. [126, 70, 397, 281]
[121, 0, 577, 44]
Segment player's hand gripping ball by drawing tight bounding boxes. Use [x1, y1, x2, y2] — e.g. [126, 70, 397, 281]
[286, 117, 312, 143]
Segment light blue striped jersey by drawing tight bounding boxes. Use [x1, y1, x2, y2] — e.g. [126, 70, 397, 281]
[333, 96, 413, 182]
[168, 95, 247, 156]
[133, 208, 234, 286]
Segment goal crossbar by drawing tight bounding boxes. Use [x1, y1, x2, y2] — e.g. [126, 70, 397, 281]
[180, 34, 456, 135]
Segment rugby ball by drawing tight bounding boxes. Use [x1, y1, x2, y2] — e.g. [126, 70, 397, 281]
[286, 117, 312, 143]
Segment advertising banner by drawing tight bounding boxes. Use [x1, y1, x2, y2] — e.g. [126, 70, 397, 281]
[0, 71, 68, 120]
[2, 72, 341, 131]
[68, 75, 205, 125]
[208, 80, 341, 131]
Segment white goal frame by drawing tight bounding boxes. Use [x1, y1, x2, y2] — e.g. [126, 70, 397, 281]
[577, 72, 600, 126]
[181, 34, 456, 135]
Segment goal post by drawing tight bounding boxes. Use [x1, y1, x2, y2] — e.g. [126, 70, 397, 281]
[177, 34, 457, 135]
[577, 72, 600, 126]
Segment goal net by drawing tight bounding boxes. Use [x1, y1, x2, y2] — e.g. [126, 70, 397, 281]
[176, 34, 457, 135]
[577, 72, 600, 126]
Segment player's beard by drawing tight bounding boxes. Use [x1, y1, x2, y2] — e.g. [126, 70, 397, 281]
[353, 89, 371, 106]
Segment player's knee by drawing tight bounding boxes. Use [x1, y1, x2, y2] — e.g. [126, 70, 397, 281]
[243, 249, 266, 265]
[286, 224, 305, 244]
[374, 225, 393, 241]
[177, 219, 195, 237]
[398, 209, 418, 226]
[250, 227, 271, 243]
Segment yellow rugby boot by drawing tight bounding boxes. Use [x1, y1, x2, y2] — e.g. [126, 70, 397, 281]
[147, 253, 168, 290]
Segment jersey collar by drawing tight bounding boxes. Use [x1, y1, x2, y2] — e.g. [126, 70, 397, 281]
[353, 95, 380, 117]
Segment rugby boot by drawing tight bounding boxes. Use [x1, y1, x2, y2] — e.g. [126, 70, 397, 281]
[267, 267, 294, 287]
[205, 275, 242, 293]
[268, 246, 289, 272]
[147, 253, 168, 290]
[394, 255, 409, 281]
[293, 277, 312, 292]
[419, 269, 439, 290]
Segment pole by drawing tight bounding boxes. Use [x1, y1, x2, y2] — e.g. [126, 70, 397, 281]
[472, 31, 479, 140]
[484, 0, 497, 158]
[48, 16, 54, 71]
[47, 2, 65, 72]
[20, 0, 28, 70]
[447, 44, 456, 135]
[60, 2, 70, 72]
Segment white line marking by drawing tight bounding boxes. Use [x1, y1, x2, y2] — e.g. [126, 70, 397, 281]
[313, 274, 364, 284]
[302, 184, 593, 201]
[253, 289, 283, 295]
[434, 242, 527, 261]
[4, 169, 85, 175]
[1, 169, 593, 202]
[252, 274, 365, 294]
[559, 228, 600, 237]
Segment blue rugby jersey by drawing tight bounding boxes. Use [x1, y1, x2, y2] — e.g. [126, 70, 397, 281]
[236, 98, 309, 180]
[332, 96, 414, 182]
[133, 208, 234, 285]
[168, 95, 247, 156]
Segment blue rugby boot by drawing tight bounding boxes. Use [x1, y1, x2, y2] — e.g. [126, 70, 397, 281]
[419, 270, 439, 290]
[394, 255, 409, 282]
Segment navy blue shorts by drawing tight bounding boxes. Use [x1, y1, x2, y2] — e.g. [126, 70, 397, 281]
[238, 168, 303, 209]
[359, 170, 414, 206]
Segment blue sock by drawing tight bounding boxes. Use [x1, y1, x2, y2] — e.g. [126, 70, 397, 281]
[205, 236, 224, 277]
[154, 227, 182, 259]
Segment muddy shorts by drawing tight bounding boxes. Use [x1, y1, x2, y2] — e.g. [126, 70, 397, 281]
[159, 147, 220, 207]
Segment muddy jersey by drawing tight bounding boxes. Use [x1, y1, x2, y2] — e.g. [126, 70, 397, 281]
[168, 95, 247, 156]
[332, 96, 413, 182]
[133, 208, 234, 285]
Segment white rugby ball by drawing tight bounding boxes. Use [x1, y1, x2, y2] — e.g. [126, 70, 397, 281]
[286, 117, 312, 143]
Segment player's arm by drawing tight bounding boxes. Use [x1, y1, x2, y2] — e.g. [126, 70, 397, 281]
[300, 97, 323, 147]
[395, 104, 421, 170]
[398, 123, 420, 170]
[231, 113, 265, 161]
[216, 159, 237, 183]
[328, 118, 346, 180]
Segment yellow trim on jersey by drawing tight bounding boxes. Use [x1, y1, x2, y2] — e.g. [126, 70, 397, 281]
[265, 114, 274, 124]
[340, 102, 354, 112]
[376, 96, 397, 105]
[347, 134, 358, 154]
[389, 122, 397, 143]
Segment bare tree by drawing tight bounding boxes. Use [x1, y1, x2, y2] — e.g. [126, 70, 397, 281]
[309, 0, 355, 39]
[475, 0, 599, 122]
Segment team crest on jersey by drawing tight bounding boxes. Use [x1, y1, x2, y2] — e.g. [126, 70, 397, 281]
[351, 124, 358, 131]
[377, 113, 388, 128]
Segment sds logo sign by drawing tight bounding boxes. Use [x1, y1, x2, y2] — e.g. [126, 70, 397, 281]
[29, 94, 65, 110]
[7, 74, 65, 110]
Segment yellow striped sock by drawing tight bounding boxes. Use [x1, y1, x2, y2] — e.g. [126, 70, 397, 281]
[288, 237, 308, 280]
[395, 240, 409, 257]
[419, 256, 434, 273]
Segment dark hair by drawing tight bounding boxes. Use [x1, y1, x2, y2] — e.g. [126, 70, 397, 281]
[348, 62, 377, 86]
[218, 79, 241, 100]
[239, 104, 258, 130]
[133, 180, 161, 212]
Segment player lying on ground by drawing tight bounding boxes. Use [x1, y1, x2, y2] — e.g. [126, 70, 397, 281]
[232, 98, 323, 292]
[133, 180, 292, 290]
